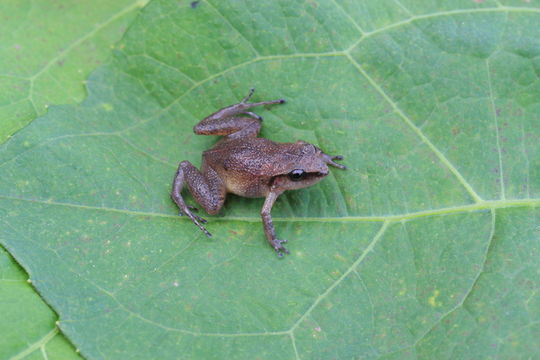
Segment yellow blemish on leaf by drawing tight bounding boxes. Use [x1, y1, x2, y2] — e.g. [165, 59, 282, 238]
[428, 289, 442, 307]
[102, 103, 114, 111]
[333, 253, 347, 262]
[16, 180, 30, 188]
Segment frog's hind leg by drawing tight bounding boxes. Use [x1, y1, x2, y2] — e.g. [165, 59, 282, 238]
[223, 117, 263, 139]
[171, 161, 226, 237]
[194, 116, 261, 138]
[193, 88, 285, 137]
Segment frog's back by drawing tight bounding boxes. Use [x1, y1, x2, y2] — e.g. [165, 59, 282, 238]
[204, 138, 282, 174]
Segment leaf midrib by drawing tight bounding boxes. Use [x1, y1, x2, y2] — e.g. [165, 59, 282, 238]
[1, 194, 538, 223]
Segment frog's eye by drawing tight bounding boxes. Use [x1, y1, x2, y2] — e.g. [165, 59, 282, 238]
[288, 169, 305, 181]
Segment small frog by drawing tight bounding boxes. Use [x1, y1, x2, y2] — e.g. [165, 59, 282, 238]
[171, 89, 346, 256]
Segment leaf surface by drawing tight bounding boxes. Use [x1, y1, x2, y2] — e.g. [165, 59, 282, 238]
[0, 247, 81, 359]
[1, 1, 148, 357]
[1, 0, 539, 359]
[0, 0, 148, 143]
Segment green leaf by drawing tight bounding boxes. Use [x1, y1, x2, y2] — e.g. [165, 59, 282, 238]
[0, 1, 146, 357]
[0, 247, 81, 359]
[0, 0, 148, 144]
[1, 0, 539, 359]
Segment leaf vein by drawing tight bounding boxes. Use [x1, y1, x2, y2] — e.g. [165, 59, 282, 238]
[204, 0, 260, 57]
[289, 221, 389, 333]
[347, 6, 540, 52]
[29, 0, 148, 83]
[485, 58, 506, 199]
[8, 328, 58, 360]
[345, 53, 484, 203]
[329, 0, 366, 35]
[413, 208, 497, 348]
[0, 194, 538, 223]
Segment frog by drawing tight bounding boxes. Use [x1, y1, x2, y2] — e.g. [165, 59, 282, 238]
[171, 89, 346, 256]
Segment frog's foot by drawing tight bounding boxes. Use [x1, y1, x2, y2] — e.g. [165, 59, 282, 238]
[270, 239, 289, 257]
[178, 208, 211, 237]
[241, 88, 285, 107]
[322, 153, 347, 170]
[241, 88, 256, 103]
[178, 210, 207, 224]
[242, 111, 263, 121]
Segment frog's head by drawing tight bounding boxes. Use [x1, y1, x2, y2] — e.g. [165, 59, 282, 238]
[271, 141, 346, 192]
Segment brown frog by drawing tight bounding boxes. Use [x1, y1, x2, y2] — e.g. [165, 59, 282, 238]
[171, 89, 346, 256]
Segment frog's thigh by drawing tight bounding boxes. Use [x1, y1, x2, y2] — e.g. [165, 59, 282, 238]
[181, 161, 226, 215]
[224, 117, 261, 139]
[194, 116, 260, 138]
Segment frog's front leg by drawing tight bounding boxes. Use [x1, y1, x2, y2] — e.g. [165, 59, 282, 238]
[261, 190, 289, 257]
[171, 161, 226, 237]
[193, 88, 285, 137]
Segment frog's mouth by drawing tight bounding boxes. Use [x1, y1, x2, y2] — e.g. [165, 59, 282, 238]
[300, 171, 328, 181]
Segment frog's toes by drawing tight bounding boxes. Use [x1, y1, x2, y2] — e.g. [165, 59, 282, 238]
[323, 153, 347, 170]
[178, 209, 208, 225]
[271, 239, 290, 257]
[243, 111, 263, 121]
[200, 226, 212, 238]
[193, 214, 207, 224]
[192, 217, 212, 237]
[242, 88, 256, 103]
